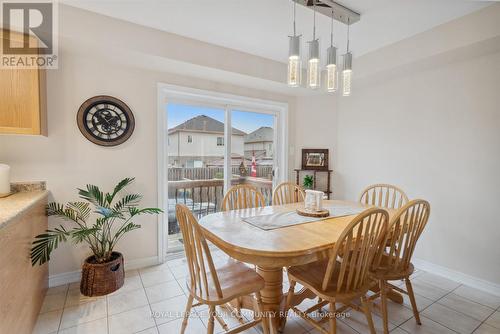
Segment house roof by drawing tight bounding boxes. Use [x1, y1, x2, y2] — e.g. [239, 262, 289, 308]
[168, 115, 246, 136]
[244, 126, 273, 143]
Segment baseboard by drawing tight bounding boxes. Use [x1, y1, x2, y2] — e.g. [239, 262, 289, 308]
[413, 258, 500, 297]
[48, 256, 160, 288]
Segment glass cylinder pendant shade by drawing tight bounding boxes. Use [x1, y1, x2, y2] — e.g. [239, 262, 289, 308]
[287, 35, 301, 87]
[308, 39, 320, 89]
[342, 52, 353, 96]
[326, 46, 338, 92]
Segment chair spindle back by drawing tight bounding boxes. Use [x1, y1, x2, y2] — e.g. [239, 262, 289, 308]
[176, 204, 223, 300]
[322, 208, 389, 294]
[222, 184, 265, 211]
[359, 184, 409, 209]
[272, 182, 306, 205]
[376, 199, 430, 273]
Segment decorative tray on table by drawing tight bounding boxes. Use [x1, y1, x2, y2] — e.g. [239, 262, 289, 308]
[296, 207, 330, 218]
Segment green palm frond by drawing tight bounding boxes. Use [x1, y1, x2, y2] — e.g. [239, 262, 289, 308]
[67, 202, 91, 221]
[113, 194, 142, 212]
[78, 184, 106, 207]
[129, 207, 163, 217]
[106, 177, 135, 205]
[46, 202, 79, 223]
[31, 227, 71, 266]
[71, 227, 100, 243]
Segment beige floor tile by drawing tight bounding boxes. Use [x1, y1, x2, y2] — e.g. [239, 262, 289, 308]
[453, 286, 500, 309]
[166, 257, 188, 268]
[414, 272, 461, 292]
[108, 305, 156, 334]
[107, 275, 144, 296]
[422, 303, 481, 334]
[65, 288, 105, 307]
[198, 306, 255, 333]
[280, 316, 309, 334]
[309, 319, 360, 334]
[400, 316, 457, 334]
[46, 284, 69, 296]
[60, 299, 107, 329]
[372, 298, 415, 326]
[341, 307, 396, 333]
[39, 292, 67, 313]
[391, 329, 410, 333]
[408, 280, 450, 301]
[438, 293, 495, 322]
[68, 281, 81, 290]
[473, 323, 500, 334]
[150, 294, 189, 325]
[145, 280, 184, 304]
[139, 263, 171, 275]
[401, 291, 435, 312]
[170, 264, 190, 279]
[157, 314, 206, 334]
[140, 269, 176, 288]
[58, 317, 108, 334]
[32, 309, 63, 334]
[107, 287, 149, 315]
[485, 311, 500, 330]
[135, 326, 159, 334]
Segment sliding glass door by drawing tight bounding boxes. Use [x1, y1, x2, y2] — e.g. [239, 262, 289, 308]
[164, 102, 281, 254]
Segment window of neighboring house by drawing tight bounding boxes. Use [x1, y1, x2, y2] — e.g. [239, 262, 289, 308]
[217, 137, 224, 146]
[187, 135, 192, 143]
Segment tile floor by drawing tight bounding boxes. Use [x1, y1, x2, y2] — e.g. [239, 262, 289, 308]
[33, 249, 500, 334]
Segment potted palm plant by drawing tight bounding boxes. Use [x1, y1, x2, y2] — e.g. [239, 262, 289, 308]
[31, 177, 162, 296]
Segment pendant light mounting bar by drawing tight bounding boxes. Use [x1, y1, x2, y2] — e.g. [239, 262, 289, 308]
[296, 0, 360, 25]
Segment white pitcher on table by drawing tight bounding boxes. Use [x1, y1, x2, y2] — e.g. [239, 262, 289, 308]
[305, 190, 324, 212]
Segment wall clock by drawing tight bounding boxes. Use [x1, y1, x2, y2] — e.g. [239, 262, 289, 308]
[77, 96, 135, 147]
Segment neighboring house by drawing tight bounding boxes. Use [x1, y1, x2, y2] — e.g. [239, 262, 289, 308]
[244, 126, 274, 159]
[168, 115, 245, 167]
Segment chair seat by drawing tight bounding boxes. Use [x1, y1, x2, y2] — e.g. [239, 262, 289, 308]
[186, 258, 265, 304]
[370, 254, 415, 281]
[288, 259, 377, 303]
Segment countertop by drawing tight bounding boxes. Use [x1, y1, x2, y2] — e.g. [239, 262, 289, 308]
[0, 182, 48, 230]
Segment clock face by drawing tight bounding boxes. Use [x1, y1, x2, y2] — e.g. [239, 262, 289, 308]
[77, 96, 135, 146]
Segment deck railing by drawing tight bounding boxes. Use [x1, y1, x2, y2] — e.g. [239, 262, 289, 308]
[168, 166, 273, 181]
[167, 175, 273, 235]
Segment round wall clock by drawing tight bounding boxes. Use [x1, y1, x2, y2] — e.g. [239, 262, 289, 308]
[77, 96, 135, 147]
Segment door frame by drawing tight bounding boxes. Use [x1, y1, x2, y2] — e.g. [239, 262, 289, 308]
[157, 83, 289, 263]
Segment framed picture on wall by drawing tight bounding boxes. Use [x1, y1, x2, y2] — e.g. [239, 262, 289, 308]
[301, 149, 329, 170]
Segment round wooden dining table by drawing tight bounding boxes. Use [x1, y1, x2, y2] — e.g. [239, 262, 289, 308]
[198, 200, 399, 334]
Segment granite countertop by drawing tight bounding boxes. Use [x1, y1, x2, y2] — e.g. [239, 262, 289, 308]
[0, 182, 48, 230]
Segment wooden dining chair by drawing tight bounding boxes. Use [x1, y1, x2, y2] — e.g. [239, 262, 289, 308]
[272, 182, 306, 205]
[221, 184, 265, 211]
[368, 199, 430, 334]
[282, 208, 389, 334]
[175, 204, 270, 334]
[359, 184, 409, 209]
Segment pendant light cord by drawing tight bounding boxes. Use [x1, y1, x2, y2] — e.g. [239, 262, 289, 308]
[347, 17, 350, 52]
[330, 9, 334, 46]
[293, 0, 297, 36]
[312, 0, 316, 40]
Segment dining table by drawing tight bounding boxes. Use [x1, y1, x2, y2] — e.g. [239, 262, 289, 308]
[198, 199, 402, 334]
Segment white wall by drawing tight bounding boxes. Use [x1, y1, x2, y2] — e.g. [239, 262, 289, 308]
[336, 50, 500, 285]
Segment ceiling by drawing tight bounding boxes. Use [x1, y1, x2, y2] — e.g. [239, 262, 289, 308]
[62, 0, 491, 63]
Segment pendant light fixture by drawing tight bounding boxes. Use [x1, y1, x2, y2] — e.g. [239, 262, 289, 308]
[342, 18, 353, 96]
[326, 9, 337, 92]
[307, 0, 320, 89]
[287, 0, 301, 87]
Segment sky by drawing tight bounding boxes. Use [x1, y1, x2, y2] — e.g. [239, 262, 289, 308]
[167, 103, 273, 134]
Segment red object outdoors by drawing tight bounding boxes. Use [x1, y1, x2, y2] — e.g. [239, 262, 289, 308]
[251, 152, 257, 177]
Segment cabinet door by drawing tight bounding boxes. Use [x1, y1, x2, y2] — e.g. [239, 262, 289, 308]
[0, 30, 46, 135]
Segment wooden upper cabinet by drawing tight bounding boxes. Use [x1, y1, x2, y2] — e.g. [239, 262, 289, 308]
[0, 29, 47, 135]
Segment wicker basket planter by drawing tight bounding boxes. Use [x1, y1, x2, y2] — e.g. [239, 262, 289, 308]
[80, 252, 124, 296]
